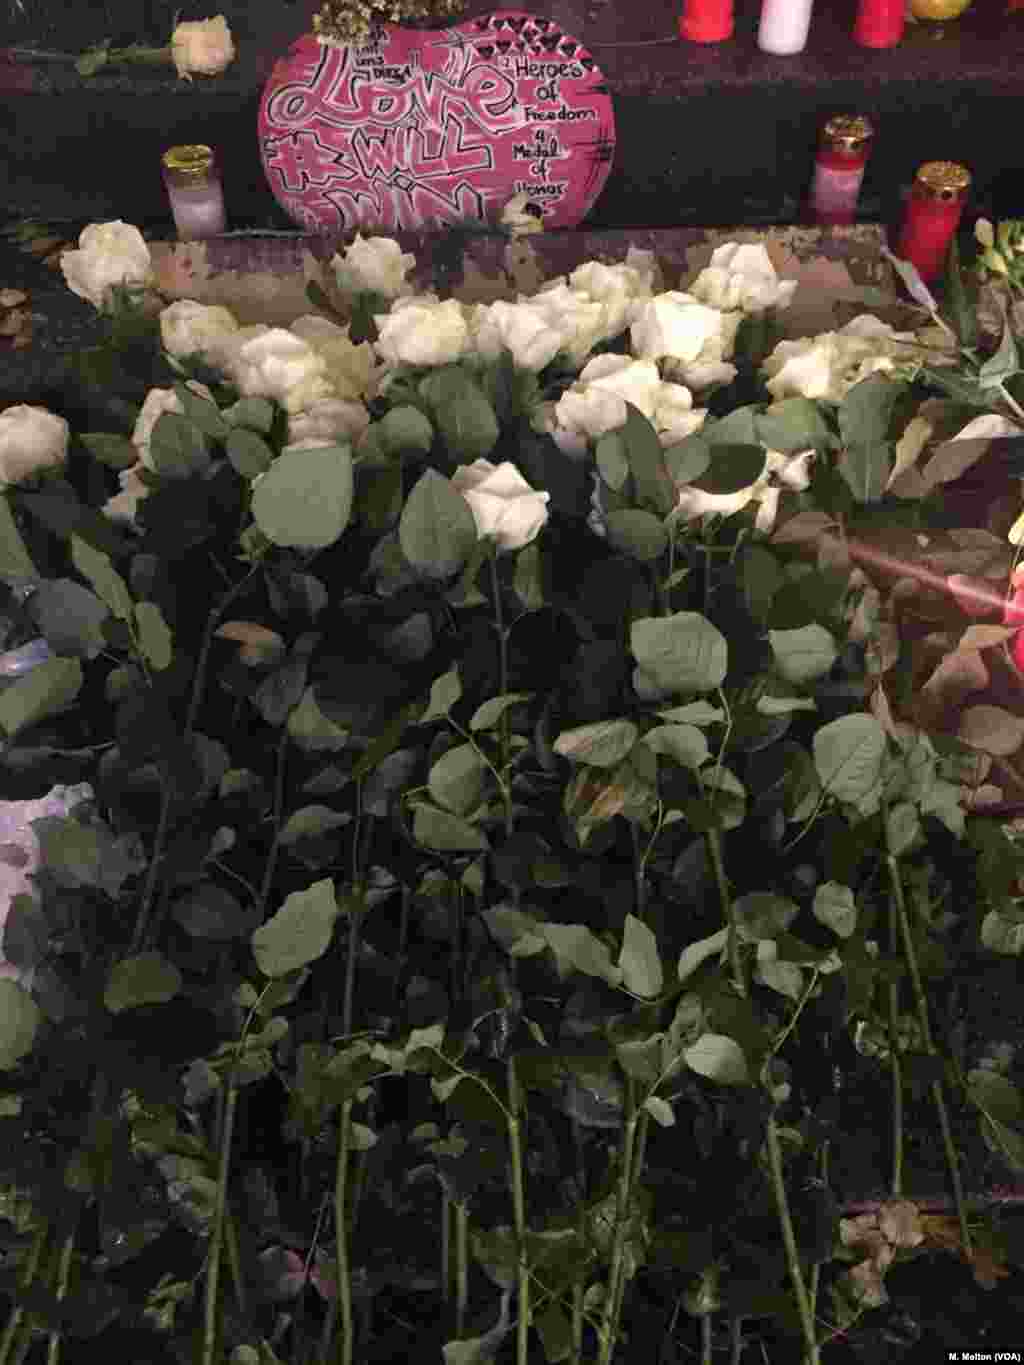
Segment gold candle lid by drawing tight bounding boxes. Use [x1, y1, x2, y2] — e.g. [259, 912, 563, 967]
[822, 115, 874, 153]
[914, 160, 972, 201]
[162, 144, 217, 178]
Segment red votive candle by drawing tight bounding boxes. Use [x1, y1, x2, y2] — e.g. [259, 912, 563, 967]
[810, 114, 874, 227]
[679, 0, 734, 43]
[853, 0, 905, 48]
[896, 160, 971, 282]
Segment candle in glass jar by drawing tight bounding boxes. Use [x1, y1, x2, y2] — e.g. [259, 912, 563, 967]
[758, 0, 814, 55]
[161, 144, 227, 240]
[853, 0, 905, 48]
[679, 0, 733, 43]
[810, 115, 874, 226]
[896, 161, 971, 282]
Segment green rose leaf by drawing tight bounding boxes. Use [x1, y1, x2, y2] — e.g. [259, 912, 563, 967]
[663, 433, 711, 486]
[0, 656, 82, 738]
[967, 1068, 1024, 1125]
[378, 405, 434, 457]
[769, 624, 838, 684]
[399, 468, 478, 579]
[252, 443, 353, 550]
[173, 383, 229, 441]
[470, 692, 533, 732]
[621, 403, 676, 518]
[0, 498, 38, 582]
[813, 882, 857, 939]
[79, 432, 139, 470]
[149, 411, 212, 479]
[226, 428, 275, 479]
[251, 878, 340, 978]
[595, 431, 630, 491]
[0, 982, 41, 1070]
[838, 441, 891, 504]
[813, 714, 886, 807]
[428, 743, 489, 816]
[134, 601, 173, 671]
[224, 397, 275, 434]
[604, 509, 669, 562]
[839, 374, 905, 450]
[104, 951, 183, 1013]
[683, 1033, 749, 1086]
[541, 923, 622, 987]
[554, 719, 639, 768]
[419, 368, 499, 462]
[411, 803, 489, 852]
[631, 613, 728, 695]
[756, 397, 834, 453]
[642, 723, 709, 770]
[619, 913, 664, 998]
[733, 892, 799, 943]
[71, 535, 133, 622]
[691, 444, 766, 495]
[287, 687, 350, 752]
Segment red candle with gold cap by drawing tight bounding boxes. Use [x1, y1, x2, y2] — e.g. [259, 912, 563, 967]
[811, 115, 874, 227]
[896, 161, 971, 282]
[853, 0, 905, 48]
[679, 0, 734, 43]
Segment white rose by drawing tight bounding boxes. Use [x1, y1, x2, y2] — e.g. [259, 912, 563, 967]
[159, 300, 239, 359]
[450, 459, 550, 552]
[527, 282, 608, 367]
[289, 315, 376, 399]
[101, 461, 150, 525]
[287, 398, 369, 447]
[374, 296, 469, 368]
[762, 335, 840, 401]
[60, 220, 154, 311]
[470, 300, 563, 372]
[569, 255, 654, 340]
[652, 382, 708, 446]
[0, 782, 94, 989]
[171, 15, 236, 81]
[202, 323, 272, 379]
[674, 447, 814, 534]
[131, 381, 216, 470]
[233, 328, 334, 413]
[690, 242, 798, 313]
[552, 388, 627, 443]
[576, 354, 663, 418]
[331, 234, 415, 299]
[631, 291, 726, 364]
[0, 406, 69, 487]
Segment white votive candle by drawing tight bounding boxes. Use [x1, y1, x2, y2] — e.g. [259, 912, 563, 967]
[161, 144, 227, 240]
[758, 0, 815, 54]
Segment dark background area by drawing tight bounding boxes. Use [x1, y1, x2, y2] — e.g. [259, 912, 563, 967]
[1, 0, 1023, 233]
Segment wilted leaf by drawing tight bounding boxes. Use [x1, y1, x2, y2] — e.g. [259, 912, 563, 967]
[958, 705, 1024, 757]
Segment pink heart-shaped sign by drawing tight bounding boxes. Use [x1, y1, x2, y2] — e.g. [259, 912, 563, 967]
[258, 10, 616, 235]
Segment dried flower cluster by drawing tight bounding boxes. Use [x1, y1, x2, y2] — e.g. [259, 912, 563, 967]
[313, 0, 465, 48]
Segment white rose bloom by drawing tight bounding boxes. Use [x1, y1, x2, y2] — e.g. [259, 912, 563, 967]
[60, 220, 154, 311]
[289, 315, 376, 400]
[202, 323, 272, 380]
[690, 242, 798, 313]
[470, 300, 563, 372]
[576, 354, 663, 418]
[568, 255, 654, 340]
[763, 315, 920, 403]
[527, 281, 609, 367]
[652, 382, 708, 446]
[170, 15, 236, 81]
[131, 381, 216, 470]
[233, 328, 334, 413]
[102, 461, 150, 525]
[0, 406, 69, 487]
[450, 458, 550, 552]
[159, 299, 239, 359]
[331, 233, 416, 299]
[374, 296, 469, 368]
[675, 447, 814, 534]
[0, 782, 94, 989]
[631, 291, 726, 364]
[287, 398, 369, 447]
[553, 387, 628, 443]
